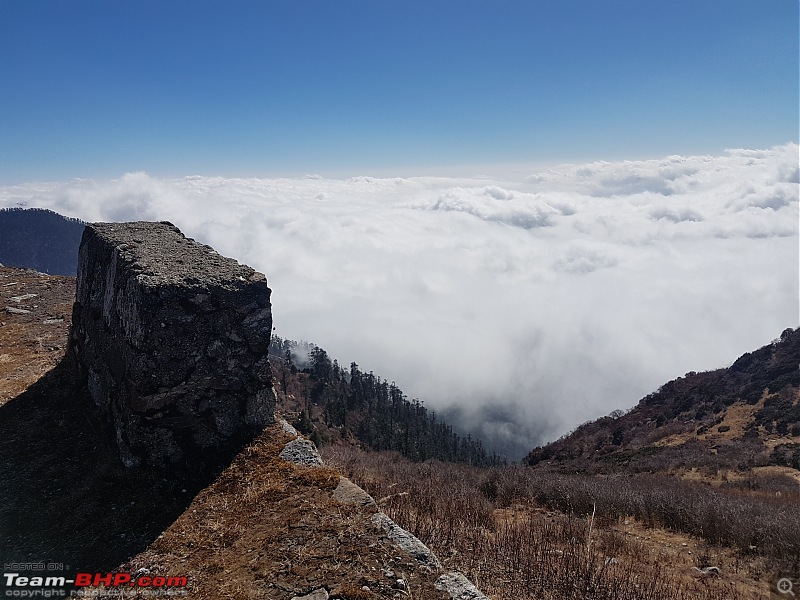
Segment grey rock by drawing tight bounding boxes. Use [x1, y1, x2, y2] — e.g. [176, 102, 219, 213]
[333, 477, 377, 507]
[67, 221, 276, 468]
[9, 293, 37, 302]
[290, 589, 329, 600]
[279, 437, 323, 466]
[371, 512, 442, 570]
[434, 572, 490, 600]
[279, 418, 299, 437]
[4, 307, 31, 314]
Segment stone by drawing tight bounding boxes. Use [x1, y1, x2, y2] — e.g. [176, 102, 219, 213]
[67, 221, 276, 468]
[371, 512, 442, 570]
[290, 588, 328, 600]
[279, 437, 323, 466]
[333, 477, 377, 507]
[9, 293, 37, 302]
[279, 418, 300, 437]
[434, 572, 490, 600]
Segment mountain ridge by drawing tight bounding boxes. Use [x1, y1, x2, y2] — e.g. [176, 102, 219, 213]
[0, 207, 84, 275]
[526, 327, 800, 475]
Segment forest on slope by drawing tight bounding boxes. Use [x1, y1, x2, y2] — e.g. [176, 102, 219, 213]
[0, 208, 85, 275]
[268, 335, 504, 466]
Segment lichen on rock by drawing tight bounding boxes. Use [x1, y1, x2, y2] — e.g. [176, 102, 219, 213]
[67, 221, 276, 468]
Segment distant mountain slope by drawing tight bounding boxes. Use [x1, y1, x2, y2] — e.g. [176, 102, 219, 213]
[0, 208, 84, 275]
[527, 327, 800, 473]
[269, 335, 504, 466]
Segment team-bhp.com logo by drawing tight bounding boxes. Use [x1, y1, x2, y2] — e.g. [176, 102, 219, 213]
[4, 572, 188, 597]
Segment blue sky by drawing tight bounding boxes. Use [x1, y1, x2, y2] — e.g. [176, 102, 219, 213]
[1, 0, 797, 182]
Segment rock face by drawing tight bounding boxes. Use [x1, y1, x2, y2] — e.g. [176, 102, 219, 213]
[67, 221, 275, 468]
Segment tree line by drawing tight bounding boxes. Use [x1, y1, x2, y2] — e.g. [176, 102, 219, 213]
[269, 335, 504, 466]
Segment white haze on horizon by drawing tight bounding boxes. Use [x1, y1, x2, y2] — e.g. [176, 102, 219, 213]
[2, 143, 797, 459]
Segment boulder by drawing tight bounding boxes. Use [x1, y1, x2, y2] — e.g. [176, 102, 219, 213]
[67, 221, 275, 468]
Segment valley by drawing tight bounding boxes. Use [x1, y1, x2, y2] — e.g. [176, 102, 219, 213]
[0, 265, 797, 599]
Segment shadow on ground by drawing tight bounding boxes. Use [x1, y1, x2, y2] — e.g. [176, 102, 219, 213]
[0, 358, 229, 575]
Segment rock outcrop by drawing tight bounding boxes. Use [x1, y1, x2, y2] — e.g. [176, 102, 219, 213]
[67, 221, 275, 468]
[275, 419, 489, 599]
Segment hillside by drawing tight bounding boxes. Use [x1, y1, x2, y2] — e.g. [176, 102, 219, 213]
[526, 327, 800, 476]
[0, 208, 84, 275]
[0, 263, 488, 599]
[268, 336, 504, 466]
[2, 265, 798, 598]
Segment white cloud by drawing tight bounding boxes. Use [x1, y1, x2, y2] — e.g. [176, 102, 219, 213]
[1, 143, 797, 459]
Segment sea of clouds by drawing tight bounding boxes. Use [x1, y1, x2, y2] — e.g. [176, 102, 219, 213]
[2, 143, 797, 459]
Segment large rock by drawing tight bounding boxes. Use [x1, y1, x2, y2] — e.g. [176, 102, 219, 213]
[67, 221, 275, 468]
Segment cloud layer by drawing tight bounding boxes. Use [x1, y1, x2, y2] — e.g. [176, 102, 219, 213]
[2, 144, 797, 458]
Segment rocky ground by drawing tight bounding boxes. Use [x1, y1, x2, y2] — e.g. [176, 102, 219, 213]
[0, 266, 73, 405]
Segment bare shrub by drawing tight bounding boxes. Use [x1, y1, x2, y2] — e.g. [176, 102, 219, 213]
[323, 446, 768, 599]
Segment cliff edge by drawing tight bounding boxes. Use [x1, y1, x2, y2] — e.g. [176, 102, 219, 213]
[67, 221, 276, 468]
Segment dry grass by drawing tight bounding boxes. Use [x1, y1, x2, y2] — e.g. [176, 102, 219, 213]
[653, 394, 800, 453]
[122, 426, 450, 599]
[324, 445, 798, 599]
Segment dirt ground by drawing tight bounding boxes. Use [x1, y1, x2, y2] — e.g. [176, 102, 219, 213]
[0, 267, 74, 405]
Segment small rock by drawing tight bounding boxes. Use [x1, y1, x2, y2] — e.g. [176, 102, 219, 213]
[279, 418, 300, 436]
[333, 477, 377, 507]
[5, 307, 31, 314]
[279, 437, 323, 466]
[372, 512, 442, 570]
[9, 293, 37, 302]
[434, 572, 489, 600]
[290, 589, 328, 600]
[394, 579, 406, 590]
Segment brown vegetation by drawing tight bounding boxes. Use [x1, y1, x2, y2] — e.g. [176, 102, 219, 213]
[124, 425, 450, 599]
[526, 328, 800, 472]
[325, 444, 799, 599]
